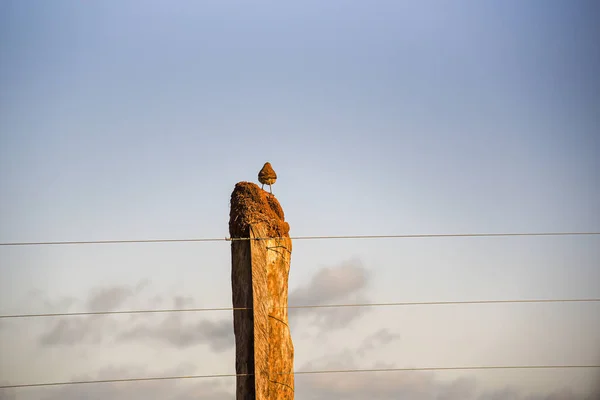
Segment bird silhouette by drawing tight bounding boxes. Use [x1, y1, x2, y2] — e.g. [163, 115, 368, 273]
[258, 162, 277, 193]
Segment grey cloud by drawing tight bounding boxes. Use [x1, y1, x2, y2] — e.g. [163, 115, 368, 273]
[440, 376, 478, 400]
[134, 279, 150, 293]
[10, 370, 595, 400]
[0, 384, 16, 400]
[295, 336, 598, 400]
[172, 379, 234, 400]
[289, 259, 370, 332]
[357, 328, 401, 356]
[116, 294, 232, 351]
[38, 282, 143, 346]
[144, 294, 164, 312]
[289, 259, 369, 306]
[37, 283, 219, 349]
[300, 348, 357, 372]
[87, 286, 134, 312]
[479, 387, 593, 400]
[479, 387, 521, 400]
[29, 364, 234, 400]
[34, 380, 234, 400]
[296, 367, 441, 400]
[296, 366, 595, 400]
[39, 316, 116, 346]
[118, 314, 234, 352]
[173, 295, 195, 309]
[308, 302, 369, 332]
[46, 297, 77, 313]
[25, 289, 77, 314]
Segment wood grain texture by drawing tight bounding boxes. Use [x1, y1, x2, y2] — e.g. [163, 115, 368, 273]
[230, 182, 293, 400]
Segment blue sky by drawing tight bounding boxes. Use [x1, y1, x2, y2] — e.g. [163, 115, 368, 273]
[0, 1, 599, 399]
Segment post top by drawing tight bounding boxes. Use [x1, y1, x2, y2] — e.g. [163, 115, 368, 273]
[229, 181, 290, 239]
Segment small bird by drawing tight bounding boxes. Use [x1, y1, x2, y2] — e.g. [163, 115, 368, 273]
[258, 162, 277, 193]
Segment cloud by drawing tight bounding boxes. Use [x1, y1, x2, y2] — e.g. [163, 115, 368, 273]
[296, 367, 475, 400]
[294, 331, 599, 400]
[23, 379, 234, 400]
[356, 328, 401, 357]
[16, 372, 594, 400]
[37, 283, 138, 346]
[173, 296, 195, 309]
[478, 387, 593, 400]
[86, 286, 135, 312]
[0, 384, 17, 400]
[25, 289, 77, 314]
[289, 259, 369, 306]
[296, 358, 596, 400]
[21, 364, 235, 400]
[118, 313, 234, 352]
[39, 315, 115, 346]
[37, 284, 148, 346]
[37, 283, 232, 351]
[35, 260, 373, 349]
[289, 259, 371, 332]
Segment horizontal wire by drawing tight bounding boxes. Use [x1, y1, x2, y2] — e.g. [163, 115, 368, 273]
[0, 307, 244, 319]
[2, 365, 598, 389]
[0, 373, 244, 389]
[293, 364, 600, 375]
[289, 232, 600, 240]
[0, 238, 226, 246]
[2, 298, 599, 319]
[0, 231, 598, 246]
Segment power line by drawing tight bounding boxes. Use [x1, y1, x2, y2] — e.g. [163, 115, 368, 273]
[0, 306, 242, 319]
[290, 232, 600, 240]
[0, 231, 598, 246]
[2, 365, 598, 389]
[0, 373, 243, 389]
[293, 365, 600, 375]
[0, 238, 226, 246]
[287, 298, 600, 309]
[2, 298, 599, 319]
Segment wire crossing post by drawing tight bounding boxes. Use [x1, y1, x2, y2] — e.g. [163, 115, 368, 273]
[229, 182, 294, 400]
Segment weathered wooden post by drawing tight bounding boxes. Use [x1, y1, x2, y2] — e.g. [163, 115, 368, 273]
[229, 181, 294, 399]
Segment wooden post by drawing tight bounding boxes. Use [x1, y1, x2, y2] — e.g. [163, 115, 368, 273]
[229, 182, 294, 400]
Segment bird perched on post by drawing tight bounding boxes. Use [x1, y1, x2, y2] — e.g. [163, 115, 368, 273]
[258, 162, 277, 193]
